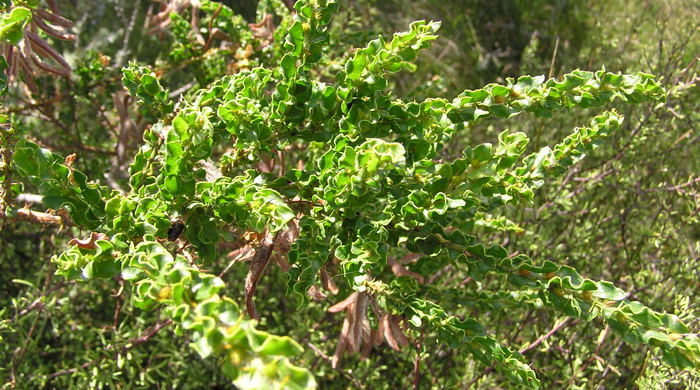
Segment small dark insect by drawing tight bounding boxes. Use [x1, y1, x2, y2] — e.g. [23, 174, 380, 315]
[167, 219, 185, 241]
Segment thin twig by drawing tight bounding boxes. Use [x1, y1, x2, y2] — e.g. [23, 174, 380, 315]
[519, 318, 573, 354]
[306, 342, 365, 389]
[463, 318, 576, 389]
[46, 319, 172, 379]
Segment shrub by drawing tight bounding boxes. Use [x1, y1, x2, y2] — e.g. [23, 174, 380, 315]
[1, 1, 697, 388]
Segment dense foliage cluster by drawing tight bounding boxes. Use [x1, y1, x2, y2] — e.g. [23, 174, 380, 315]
[1, 0, 698, 388]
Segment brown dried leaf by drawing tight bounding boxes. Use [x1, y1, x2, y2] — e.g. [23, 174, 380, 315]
[243, 230, 263, 245]
[69, 232, 108, 249]
[64, 153, 77, 168]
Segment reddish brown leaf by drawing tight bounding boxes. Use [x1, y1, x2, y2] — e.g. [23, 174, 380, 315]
[68, 232, 108, 249]
[64, 153, 77, 168]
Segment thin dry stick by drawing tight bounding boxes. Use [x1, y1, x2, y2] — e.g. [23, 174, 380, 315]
[548, 36, 560, 80]
[46, 319, 172, 379]
[518, 318, 572, 354]
[463, 318, 575, 389]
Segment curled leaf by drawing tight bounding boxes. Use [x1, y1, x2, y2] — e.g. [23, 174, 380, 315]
[68, 232, 108, 250]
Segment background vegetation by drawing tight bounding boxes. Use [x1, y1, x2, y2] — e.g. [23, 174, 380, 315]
[1, 0, 698, 388]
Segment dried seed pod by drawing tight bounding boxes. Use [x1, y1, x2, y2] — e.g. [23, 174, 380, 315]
[345, 304, 359, 353]
[373, 314, 385, 346]
[383, 314, 400, 351]
[227, 244, 254, 262]
[33, 17, 75, 40]
[389, 315, 410, 347]
[245, 232, 278, 320]
[332, 316, 350, 369]
[307, 285, 326, 301]
[320, 265, 339, 295]
[189, 6, 205, 45]
[328, 292, 358, 313]
[387, 256, 425, 284]
[271, 220, 298, 271]
[272, 254, 291, 271]
[360, 328, 375, 359]
[45, 0, 59, 14]
[249, 13, 275, 46]
[24, 31, 71, 70]
[33, 8, 73, 28]
[16, 51, 38, 92]
[350, 292, 369, 353]
[397, 253, 422, 264]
